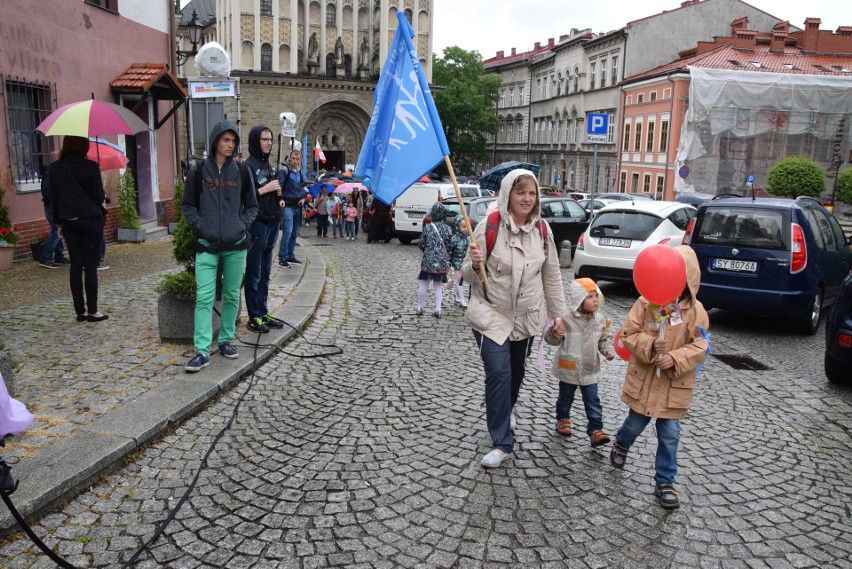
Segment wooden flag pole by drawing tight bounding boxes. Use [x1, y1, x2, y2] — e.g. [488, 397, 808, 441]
[444, 155, 491, 295]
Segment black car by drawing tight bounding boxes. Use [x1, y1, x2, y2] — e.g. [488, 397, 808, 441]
[825, 269, 852, 383]
[539, 197, 591, 256]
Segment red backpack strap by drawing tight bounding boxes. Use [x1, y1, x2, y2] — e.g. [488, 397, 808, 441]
[484, 209, 501, 259]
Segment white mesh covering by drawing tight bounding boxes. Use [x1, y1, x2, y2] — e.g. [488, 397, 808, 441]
[675, 67, 852, 196]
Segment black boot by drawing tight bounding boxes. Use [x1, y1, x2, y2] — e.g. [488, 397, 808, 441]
[655, 483, 680, 509]
[610, 440, 629, 469]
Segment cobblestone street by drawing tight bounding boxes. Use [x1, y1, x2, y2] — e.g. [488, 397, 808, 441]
[1, 237, 850, 568]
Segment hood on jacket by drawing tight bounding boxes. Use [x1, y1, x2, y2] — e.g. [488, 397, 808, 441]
[208, 120, 240, 163]
[428, 201, 447, 224]
[674, 245, 701, 306]
[453, 215, 467, 234]
[247, 125, 271, 161]
[568, 278, 605, 313]
[496, 168, 541, 227]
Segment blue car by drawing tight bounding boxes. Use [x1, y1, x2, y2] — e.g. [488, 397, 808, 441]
[683, 196, 852, 334]
[825, 270, 852, 383]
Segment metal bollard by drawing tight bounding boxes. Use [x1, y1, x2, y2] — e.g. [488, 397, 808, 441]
[559, 240, 572, 268]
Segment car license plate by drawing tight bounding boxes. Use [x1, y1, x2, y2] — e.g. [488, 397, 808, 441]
[598, 237, 631, 248]
[713, 258, 757, 272]
[409, 212, 425, 219]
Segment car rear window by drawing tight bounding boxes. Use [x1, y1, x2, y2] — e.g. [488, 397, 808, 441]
[693, 207, 787, 250]
[589, 211, 664, 241]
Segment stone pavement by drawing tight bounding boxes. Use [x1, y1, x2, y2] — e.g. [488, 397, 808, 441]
[0, 237, 326, 534]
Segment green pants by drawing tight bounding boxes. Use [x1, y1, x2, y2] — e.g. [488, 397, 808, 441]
[193, 248, 247, 356]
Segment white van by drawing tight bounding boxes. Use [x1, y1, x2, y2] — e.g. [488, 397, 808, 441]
[393, 183, 487, 244]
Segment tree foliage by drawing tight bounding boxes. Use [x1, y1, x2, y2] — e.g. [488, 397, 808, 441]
[155, 178, 197, 298]
[117, 168, 141, 230]
[766, 156, 825, 198]
[432, 46, 500, 176]
[835, 168, 852, 204]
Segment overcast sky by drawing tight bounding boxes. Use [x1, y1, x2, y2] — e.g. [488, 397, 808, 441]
[431, 0, 846, 60]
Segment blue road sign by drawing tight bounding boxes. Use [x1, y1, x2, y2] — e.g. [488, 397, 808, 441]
[747, 174, 755, 185]
[587, 113, 608, 144]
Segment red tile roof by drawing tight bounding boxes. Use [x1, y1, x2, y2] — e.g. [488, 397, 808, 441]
[625, 43, 852, 83]
[110, 63, 187, 98]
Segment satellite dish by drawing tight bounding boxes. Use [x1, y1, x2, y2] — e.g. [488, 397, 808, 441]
[194, 41, 231, 77]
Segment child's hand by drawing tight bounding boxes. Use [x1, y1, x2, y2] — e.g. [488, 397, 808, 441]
[656, 353, 675, 370]
[653, 338, 667, 352]
[551, 318, 565, 339]
[605, 351, 615, 361]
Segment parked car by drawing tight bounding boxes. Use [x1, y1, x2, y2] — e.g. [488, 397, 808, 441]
[578, 198, 618, 213]
[539, 197, 591, 256]
[683, 196, 852, 334]
[573, 201, 697, 283]
[825, 269, 852, 383]
[675, 192, 715, 207]
[392, 182, 487, 244]
[463, 196, 498, 229]
[596, 192, 655, 201]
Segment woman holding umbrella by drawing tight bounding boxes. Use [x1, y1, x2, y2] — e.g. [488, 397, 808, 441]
[48, 136, 108, 322]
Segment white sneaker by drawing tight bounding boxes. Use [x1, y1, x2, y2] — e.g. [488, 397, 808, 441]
[510, 412, 517, 432]
[481, 449, 512, 469]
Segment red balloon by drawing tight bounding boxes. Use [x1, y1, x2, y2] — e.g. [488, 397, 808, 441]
[633, 245, 687, 305]
[614, 327, 630, 361]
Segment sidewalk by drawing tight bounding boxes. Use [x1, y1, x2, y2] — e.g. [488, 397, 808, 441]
[0, 238, 325, 534]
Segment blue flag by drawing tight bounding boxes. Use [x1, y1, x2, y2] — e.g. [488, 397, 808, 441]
[355, 12, 449, 205]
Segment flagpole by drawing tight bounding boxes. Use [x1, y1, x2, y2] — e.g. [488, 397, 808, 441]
[444, 155, 491, 295]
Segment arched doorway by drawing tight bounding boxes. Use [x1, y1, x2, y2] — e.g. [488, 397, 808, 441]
[302, 100, 371, 173]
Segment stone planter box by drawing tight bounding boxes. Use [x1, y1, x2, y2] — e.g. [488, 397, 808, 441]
[117, 228, 146, 242]
[0, 247, 13, 271]
[158, 292, 217, 343]
[168, 222, 178, 235]
[30, 243, 44, 261]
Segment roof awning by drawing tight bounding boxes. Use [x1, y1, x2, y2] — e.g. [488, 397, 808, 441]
[110, 63, 188, 130]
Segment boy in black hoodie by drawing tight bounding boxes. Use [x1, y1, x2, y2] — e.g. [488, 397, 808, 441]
[243, 125, 286, 334]
[182, 120, 258, 372]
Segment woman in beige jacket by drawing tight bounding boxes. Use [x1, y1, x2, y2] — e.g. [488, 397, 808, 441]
[462, 169, 567, 468]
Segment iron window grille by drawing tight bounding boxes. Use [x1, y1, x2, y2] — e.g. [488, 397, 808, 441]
[2, 76, 57, 190]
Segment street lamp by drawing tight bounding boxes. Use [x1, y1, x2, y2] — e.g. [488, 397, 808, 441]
[176, 10, 203, 67]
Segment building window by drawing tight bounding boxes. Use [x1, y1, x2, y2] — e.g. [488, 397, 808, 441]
[326, 4, 336, 27]
[507, 121, 513, 143]
[536, 78, 541, 100]
[509, 88, 514, 106]
[637, 93, 644, 103]
[663, 88, 671, 99]
[600, 59, 606, 88]
[573, 68, 579, 92]
[646, 121, 655, 152]
[656, 175, 665, 197]
[607, 113, 615, 143]
[631, 172, 639, 192]
[589, 62, 596, 90]
[611, 56, 619, 85]
[622, 123, 631, 151]
[3, 78, 55, 186]
[650, 91, 657, 102]
[643, 174, 651, 193]
[519, 87, 524, 105]
[500, 122, 505, 143]
[261, 43, 272, 71]
[620, 171, 627, 192]
[500, 88, 505, 107]
[404, 9, 412, 24]
[517, 119, 524, 143]
[260, 0, 272, 16]
[84, 0, 119, 12]
[660, 120, 669, 152]
[634, 122, 642, 152]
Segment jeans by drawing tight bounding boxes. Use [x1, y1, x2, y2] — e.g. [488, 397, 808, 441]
[330, 215, 340, 236]
[278, 206, 300, 261]
[194, 247, 247, 356]
[615, 408, 681, 485]
[556, 382, 603, 434]
[474, 331, 534, 454]
[316, 214, 329, 237]
[345, 220, 355, 238]
[244, 219, 278, 319]
[40, 205, 65, 263]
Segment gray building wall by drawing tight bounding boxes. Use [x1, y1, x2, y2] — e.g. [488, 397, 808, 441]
[623, 0, 786, 78]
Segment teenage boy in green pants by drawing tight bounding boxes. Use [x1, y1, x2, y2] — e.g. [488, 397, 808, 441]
[182, 120, 258, 372]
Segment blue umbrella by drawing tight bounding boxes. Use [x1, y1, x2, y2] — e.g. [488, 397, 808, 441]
[308, 181, 332, 198]
[479, 161, 540, 192]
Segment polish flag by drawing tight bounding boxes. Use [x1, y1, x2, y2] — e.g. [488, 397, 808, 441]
[314, 139, 327, 164]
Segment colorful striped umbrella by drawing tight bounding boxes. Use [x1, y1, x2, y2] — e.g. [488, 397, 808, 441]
[36, 100, 149, 137]
[87, 138, 129, 171]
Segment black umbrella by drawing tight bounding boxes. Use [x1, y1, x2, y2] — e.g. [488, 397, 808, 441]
[479, 161, 540, 192]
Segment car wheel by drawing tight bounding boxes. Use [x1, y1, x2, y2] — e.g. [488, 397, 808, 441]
[398, 235, 413, 245]
[825, 352, 846, 384]
[797, 289, 822, 335]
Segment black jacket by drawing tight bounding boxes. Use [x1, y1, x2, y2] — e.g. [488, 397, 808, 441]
[244, 125, 281, 223]
[48, 154, 105, 222]
[181, 120, 258, 251]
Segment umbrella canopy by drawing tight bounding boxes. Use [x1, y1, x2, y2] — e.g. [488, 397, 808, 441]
[36, 99, 149, 137]
[308, 181, 333, 198]
[479, 161, 541, 192]
[333, 182, 366, 194]
[87, 137, 128, 171]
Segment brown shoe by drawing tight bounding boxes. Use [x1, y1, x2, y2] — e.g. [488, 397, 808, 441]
[590, 430, 611, 447]
[556, 419, 573, 436]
